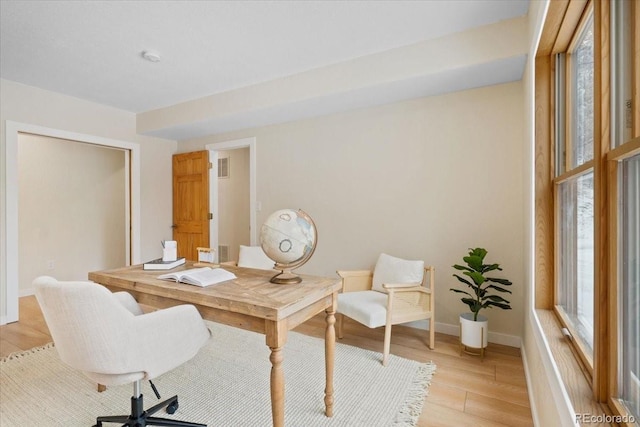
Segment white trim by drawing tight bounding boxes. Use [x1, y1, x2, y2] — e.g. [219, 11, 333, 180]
[124, 150, 131, 263]
[527, 310, 579, 426]
[434, 320, 522, 348]
[2, 121, 141, 325]
[209, 150, 219, 262]
[405, 319, 522, 348]
[19, 288, 35, 297]
[520, 343, 541, 427]
[206, 138, 257, 255]
[5, 122, 19, 324]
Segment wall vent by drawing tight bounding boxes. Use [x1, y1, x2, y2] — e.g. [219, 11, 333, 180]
[218, 245, 229, 263]
[218, 157, 229, 178]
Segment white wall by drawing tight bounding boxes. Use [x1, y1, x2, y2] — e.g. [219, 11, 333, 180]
[18, 134, 126, 292]
[0, 78, 176, 322]
[179, 81, 526, 341]
[218, 148, 250, 262]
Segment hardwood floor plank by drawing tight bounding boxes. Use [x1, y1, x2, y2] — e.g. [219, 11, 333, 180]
[0, 322, 51, 356]
[0, 339, 23, 357]
[464, 392, 534, 427]
[425, 381, 467, 412]
[418, 401, 514, 427]
[434, 365, 531, 408]
[495, 363, 528, 388]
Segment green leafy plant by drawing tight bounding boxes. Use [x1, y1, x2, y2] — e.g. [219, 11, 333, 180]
[450, 247, 512, 321]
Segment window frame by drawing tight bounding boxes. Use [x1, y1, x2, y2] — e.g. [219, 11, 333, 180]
[607, 136, 640, 419]
[552, 0, 597, 381]
[535, 0, 640, 422]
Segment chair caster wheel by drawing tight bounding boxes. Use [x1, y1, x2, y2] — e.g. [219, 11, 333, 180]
[166, 401, 179, 414]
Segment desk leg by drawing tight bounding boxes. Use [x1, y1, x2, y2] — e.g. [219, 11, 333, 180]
[266, 321, 287, 427]
[269, 346, 284, 427]
[324, 300, 336, 417]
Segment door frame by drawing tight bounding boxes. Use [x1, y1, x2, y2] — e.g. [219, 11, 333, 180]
[2, 121, 141, 324]
[206, 137, 257, 261]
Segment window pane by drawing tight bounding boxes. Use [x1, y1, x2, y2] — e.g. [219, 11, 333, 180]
[620, 153, 640, 419]
[558, 171, 595, 354]
[611, 0, 633, 148]
[555, 53, 567, 177]
[570, 15, 594, 168]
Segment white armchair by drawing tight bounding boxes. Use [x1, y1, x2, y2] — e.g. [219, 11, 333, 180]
[336, 253, 435, 366]
[34, 276, 211, 427]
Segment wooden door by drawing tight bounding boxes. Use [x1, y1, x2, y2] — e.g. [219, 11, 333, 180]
[172, 151, 210, 261]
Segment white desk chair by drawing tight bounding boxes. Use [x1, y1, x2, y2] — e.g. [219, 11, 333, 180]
[227, 245, 276, 270]
[34, 276, 211, 427]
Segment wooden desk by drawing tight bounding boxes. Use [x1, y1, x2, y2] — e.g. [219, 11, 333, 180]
[89, 263, 341, 427]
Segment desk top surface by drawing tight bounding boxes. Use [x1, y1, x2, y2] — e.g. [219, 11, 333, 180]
[89, 263, 341, 321]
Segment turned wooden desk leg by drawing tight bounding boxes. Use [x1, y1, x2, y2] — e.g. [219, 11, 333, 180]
[324, 298, 336, 417]
[269, 346, 284, 427]
[266, 320, 287, 427]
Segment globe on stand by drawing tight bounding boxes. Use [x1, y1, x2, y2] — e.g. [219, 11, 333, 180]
[259, 209, 317, 284]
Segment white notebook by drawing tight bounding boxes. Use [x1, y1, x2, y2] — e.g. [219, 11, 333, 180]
[158, 267, 237, 287]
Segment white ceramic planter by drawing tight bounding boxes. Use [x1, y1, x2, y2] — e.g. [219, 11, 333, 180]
[459, 312, 488, 349]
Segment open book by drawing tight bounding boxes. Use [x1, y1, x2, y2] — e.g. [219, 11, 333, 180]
[158, 267, 237, 287]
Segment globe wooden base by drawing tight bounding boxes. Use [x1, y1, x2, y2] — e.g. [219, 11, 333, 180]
[270, 270, 302, 284]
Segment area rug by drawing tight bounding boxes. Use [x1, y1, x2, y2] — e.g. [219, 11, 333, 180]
[0, 321, 435, 426]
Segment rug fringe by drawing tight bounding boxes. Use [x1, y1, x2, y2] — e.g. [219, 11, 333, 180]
[1, 342, 55, 363]
[393, 361, 436, 426]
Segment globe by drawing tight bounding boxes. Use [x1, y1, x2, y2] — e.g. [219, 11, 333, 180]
[259, 209, 317, 284]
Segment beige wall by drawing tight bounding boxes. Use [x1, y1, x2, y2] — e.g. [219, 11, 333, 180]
[18, 134, 126, 291]
[0, 78, 176, 321]
[218, 147, 251, 262]
[179, 81, 526, 341]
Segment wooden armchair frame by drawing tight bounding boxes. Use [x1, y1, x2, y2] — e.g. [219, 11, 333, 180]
[336, 266, 435, 365]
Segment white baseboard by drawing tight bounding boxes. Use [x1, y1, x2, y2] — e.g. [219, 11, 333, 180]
[403, 319, 522, 348]
[436, 321, 522, 348]
[521, 343, 541, 427]
[0, 289, 35, 325]
[19, 288, 35, 297]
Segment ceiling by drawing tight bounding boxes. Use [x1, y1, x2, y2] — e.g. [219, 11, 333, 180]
[1, 0, 530, 140]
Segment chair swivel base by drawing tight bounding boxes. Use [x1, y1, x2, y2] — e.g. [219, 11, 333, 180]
[94, 393, 206, 427]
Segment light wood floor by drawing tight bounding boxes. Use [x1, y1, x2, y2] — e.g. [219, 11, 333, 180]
[1, 296, 533, 426]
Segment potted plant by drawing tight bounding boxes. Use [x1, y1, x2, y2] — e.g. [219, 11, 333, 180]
[450, 247, 512, 356]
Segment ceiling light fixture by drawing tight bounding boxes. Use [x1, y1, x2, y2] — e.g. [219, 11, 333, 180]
[141, 50, 161, 63]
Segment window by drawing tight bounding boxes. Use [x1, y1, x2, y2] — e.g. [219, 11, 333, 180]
[555, 7, 595, 364]
[611, 0, 633, 148]
[611, 0, 639, 421]
[619, 153, 640, 419]
[536, 0, 639, 422]
[557, 171, 594, 354]
[569, 14, 594, 168]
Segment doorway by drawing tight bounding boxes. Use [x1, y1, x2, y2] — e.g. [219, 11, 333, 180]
[206, 137, 257, 263]
[18, 134, 127, 292]
[2, 121, 140, 324]
[217, 147, 250, 262]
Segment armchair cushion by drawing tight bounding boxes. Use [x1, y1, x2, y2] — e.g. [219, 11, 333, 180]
[238, 245, 275, 270]
[372, 253, 424, 293]
[337, 290, 387, 328]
